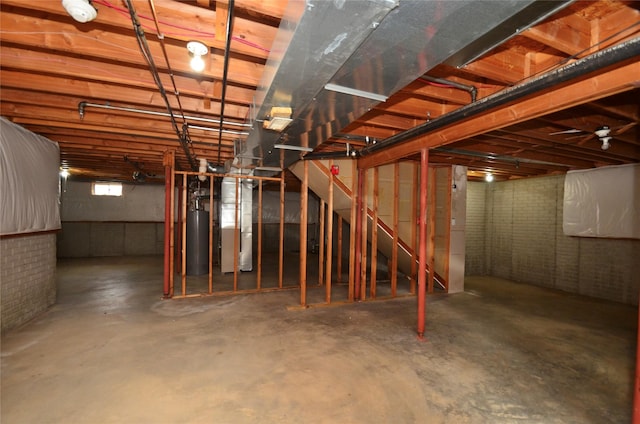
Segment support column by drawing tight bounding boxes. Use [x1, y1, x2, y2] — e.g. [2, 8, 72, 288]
[325, 160, 334, 303]
[634, 301, 640, 423]
[417, 148, 429, 339]
[300, 160, 309, 306]
[162, 150, 174, 298]
[354, 167, 364, 301]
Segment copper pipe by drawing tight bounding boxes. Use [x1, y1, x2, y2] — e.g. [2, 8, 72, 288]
[417, 148, 429, 339]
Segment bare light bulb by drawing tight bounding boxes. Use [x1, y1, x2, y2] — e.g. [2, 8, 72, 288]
[601, 137, 611, 150]
[485, 173, 494, 182]
[190, 55, 205, 72]
[60, 169, 70, 178]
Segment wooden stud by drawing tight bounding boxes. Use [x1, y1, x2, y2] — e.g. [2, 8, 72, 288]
[410, 162, 418, 295]
[319, 199, 325, 286]
[169, 157, 176, 297]
[348, 164, 357, 302]
[370, 167, 379, 299]
[391, 162, 399, 297]
[325, 160, 334, 303]
[300, 160, 309, 306]
[181, 173, 187, 297]
[444, 167, 453, 292]
[417, 149, 429, 339]
[360, 168, 368, 301]
[428, 167, 436, 293]
[208, 174, 214, 294]
[336, 216, 343, 284]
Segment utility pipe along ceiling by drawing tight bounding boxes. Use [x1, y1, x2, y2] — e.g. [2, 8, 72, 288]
[0, 0, 638, 184]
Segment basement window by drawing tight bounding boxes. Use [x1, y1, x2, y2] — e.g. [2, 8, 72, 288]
[92, 182, 123, 196]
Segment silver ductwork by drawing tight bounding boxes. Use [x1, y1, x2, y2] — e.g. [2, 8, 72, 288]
[220, 175, 253, 273]
[239, 0, 573, 171]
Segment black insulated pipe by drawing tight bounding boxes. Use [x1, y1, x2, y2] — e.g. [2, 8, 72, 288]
[421, 75, 477, 102]
[216, 0, 235, 165]
[361, 37, 640, 157]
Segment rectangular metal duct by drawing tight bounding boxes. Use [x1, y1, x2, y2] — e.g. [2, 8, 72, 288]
[240, 0, 572, 171]
[220, 177, 252, 273]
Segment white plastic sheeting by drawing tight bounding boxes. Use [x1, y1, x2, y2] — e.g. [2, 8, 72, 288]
[563, 163, 639, 239]
[1, 118, 61, 235]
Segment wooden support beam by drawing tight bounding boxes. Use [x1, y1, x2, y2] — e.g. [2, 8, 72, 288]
[360, 168, 368, 301]
[326, 160, 334, 303]
[208, 175, 214, 294]
[181, 173, 188, 296]
[169, 166, 176, 297]
[163, 150, 174, 298]
[337, 216, 343, 284]
[391, 162, 399, 297]
[410, 162, 418, 295]
[444, 167, 453, 292]
[358, 62, 640, 169]
[319, 199, 325, 286]
[300, 160, 309, 306]
[348, 164, 357, 302]
[417, 149, 429, 339]
[370, 167, 379, 299]
[428, 167, 436, 294]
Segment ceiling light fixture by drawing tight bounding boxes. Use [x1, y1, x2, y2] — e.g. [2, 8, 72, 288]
[485, 173, 494, 182]
[263, 107, 293, 131]
[187, 41, 208, 72]
[60, 168, 70, 178]
[600, 136, 611, 151]
[62, 0, 97, 23]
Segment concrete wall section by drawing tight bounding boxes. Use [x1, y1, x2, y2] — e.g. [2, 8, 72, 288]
[57, 222, 164, 258]
[467, 174, 640, 305]
[58, 181, 166, 258]
[1, 233, 57, 334]
[465, 181, 486, 275]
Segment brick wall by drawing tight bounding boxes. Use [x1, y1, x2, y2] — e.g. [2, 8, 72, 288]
[1, 232, 57, 334]
[466, 175, 640, 305]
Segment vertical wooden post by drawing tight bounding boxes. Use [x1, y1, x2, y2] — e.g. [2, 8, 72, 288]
[176, 176, 183, 276]
[337, 216, 343, 283]
[169, 165, 175, 297]
[370, 167, 379, 299]
[300, 160, 309, 306]
[279, 159, 285, 289]
[318, 199, 325, 286]
[208, 174, 214, 294]
[410, 163, 418, 295]
[163, 150, 173, 298]
[428, 167, 436, 293]
[417, 148, 429, 339]
[354, 167, 364, 301]
[360, 168, 368, 301]
[391, 162, 399, 297]
[348, 164, 357, 302]
[181, 173, 187, 297]
[233, 177, 239, 292]
[257, 178, 263, 290]
[325, 160, 334, 303]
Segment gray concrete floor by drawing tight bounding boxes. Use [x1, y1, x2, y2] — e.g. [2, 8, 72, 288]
[1, 255, 636, 423]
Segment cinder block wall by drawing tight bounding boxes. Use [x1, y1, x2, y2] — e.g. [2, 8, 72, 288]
[1, 233, 57, 333]
[58, 181, 165, 258]
[466, 175, 640, 305]
[465, 181, 486, 275]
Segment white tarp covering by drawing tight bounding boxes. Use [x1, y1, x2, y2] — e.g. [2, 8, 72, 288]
[1, 117, 61, 235]
[563, 163, 639, 239]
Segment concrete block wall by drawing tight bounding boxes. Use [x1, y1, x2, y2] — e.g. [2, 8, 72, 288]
[467, 175, 640, 305]
[57, 222, 164, 257]
[465, 181, 486, 275]
[1, 233, 57, 334]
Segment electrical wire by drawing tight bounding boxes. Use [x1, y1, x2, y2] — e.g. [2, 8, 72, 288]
[123, 0, 197, 170]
